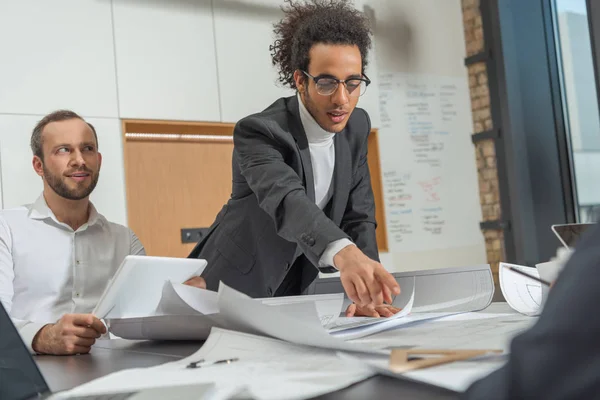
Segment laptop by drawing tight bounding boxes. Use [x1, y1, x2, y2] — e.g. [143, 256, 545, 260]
[0, 302, 214, 400]
[551, 223, 596, 249]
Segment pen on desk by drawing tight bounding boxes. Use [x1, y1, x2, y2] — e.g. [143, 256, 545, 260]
[186, 358, 239, 369]
[506, 266, 552, 287]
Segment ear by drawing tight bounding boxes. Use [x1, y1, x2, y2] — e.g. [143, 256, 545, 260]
[98, 152, 103, 169]
[32, 156, 44, 178]
[293, 70, 306, 93]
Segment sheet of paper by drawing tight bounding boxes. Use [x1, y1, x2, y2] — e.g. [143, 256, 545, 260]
[402, 360, 505, 392]
[499, 263, 542, 316]
[95, 256, 206, 319]
[535, 260, 561, 305]
[391, 265, 495, 313]
[57, 328, 376, 400]
[217, 283, 385, 354]
[535, 260, 563, 284]
[314, 265, 495, 317]
[155, 281, 219, 316]
[108, 282, 224, 340]
[260, 293, 344, 326]
[323, 265, 495, 341]
[153, 281, 200, 316]
[107, 314, 228, 341]
[338, 352, 505, 392]
[349, 307, 535, 352]
[323, 279, 416, 340]
[331, 312, 455, 342]
[109, 284, 342, 342]
[336, 303, 535, 392]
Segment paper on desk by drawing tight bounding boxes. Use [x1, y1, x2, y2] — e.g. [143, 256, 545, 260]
[402, 361, 505, 392]
[95, 256, 206, 319]
[499, 263, 542, 316]
[57, 328, 376, 400]
[217, 283, 384, 354]
[108, 283, 345, 342]
[107, 314, 228, 341]
[155, 281, 219, 316]
[337, 352, 505, 392]
[260, 293, 344, 326]
[336, 311, 527, 394]
[107, 282, 224, 340]
[103, 280, 216, 319]
[394, 264, 495, 313]
[349, 310, 534, 353]
[330, 313, 456, 342]
[536, 259, 564, 287]
[325, 265, 496, 341]
[324, 278, 415, 340]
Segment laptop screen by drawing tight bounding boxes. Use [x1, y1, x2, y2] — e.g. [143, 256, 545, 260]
[0, 302, 50, 400]
[552, 223, 596, 248]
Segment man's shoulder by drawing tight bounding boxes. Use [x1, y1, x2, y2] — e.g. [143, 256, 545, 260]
[236, 96, 294, 130]
[347, 107, 370, 134]
[96, 216, 145, 255]
[0, 205, 33, 225]
[96, 215, 134, 237]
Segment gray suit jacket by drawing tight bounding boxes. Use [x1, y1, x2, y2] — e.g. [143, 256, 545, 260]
[464, 223, 600, 399]
[188, 95, 379, 298]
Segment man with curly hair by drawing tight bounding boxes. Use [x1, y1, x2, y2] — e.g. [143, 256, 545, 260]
[190, 0, 401, 317]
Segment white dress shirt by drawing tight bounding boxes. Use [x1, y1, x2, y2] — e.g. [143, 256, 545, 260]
[297, 95, 355, 269]
[0, 194, 145, 351]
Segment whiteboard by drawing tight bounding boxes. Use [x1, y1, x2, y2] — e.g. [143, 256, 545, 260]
[377, 73, 483, 252]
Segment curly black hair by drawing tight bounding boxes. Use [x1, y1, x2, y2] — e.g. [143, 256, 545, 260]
[270, 0, 372, 89]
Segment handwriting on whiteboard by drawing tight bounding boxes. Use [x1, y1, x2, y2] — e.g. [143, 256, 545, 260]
[418, 177, 442, 202]
[377, 73, 483, 251]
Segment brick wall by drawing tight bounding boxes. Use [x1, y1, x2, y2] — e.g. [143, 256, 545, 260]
[462, 0, 504, 281]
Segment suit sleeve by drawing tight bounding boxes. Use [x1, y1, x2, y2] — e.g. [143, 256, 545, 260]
[339, 110, 379, 262]
[463, 224, 600, 399]
[234, 117, 350, 268]
[129, 229, 146, 256]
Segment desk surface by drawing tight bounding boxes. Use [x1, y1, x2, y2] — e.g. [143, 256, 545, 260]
[36, 303, 527, 400]
[36, 339, 458, 400]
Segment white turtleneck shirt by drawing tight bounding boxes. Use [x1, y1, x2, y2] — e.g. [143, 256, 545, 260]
[297, 95, 354, 269]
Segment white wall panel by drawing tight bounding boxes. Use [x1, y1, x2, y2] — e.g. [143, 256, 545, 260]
[0, 115, 44, 209]
[213, 1, 294, 123]
[352, 0, 382, 129]
[0, 0, 119, 117]
[88, 117, 128, 226]
[112, 0, 221, 121]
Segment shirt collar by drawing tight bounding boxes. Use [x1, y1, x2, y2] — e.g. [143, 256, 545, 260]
[28, 194, 103, 230]
[297, 93, 336, 144]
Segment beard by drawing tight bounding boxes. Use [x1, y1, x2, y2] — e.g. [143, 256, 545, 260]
[303, 89, 345, 134]
[43, 165, 99, 201]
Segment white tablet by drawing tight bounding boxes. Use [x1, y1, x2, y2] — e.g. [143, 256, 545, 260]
[551, 223, 595, 249]
[93, 255, 207, 319]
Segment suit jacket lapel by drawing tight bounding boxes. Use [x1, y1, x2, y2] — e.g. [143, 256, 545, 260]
[330, 131, 352, 225]
[287, 96, 315, 202]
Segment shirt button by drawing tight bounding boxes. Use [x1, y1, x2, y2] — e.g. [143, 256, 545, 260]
[76, 260, 80, 265]
[75, 292, 80, 297]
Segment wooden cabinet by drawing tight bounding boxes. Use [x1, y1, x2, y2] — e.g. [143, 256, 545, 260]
[123, 120, 387, 257]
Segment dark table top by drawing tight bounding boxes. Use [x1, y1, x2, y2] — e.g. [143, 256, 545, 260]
[35, 339, 459, 400]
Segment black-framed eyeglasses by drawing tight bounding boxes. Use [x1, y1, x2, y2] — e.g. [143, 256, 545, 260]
[301, 71, 371, 97]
